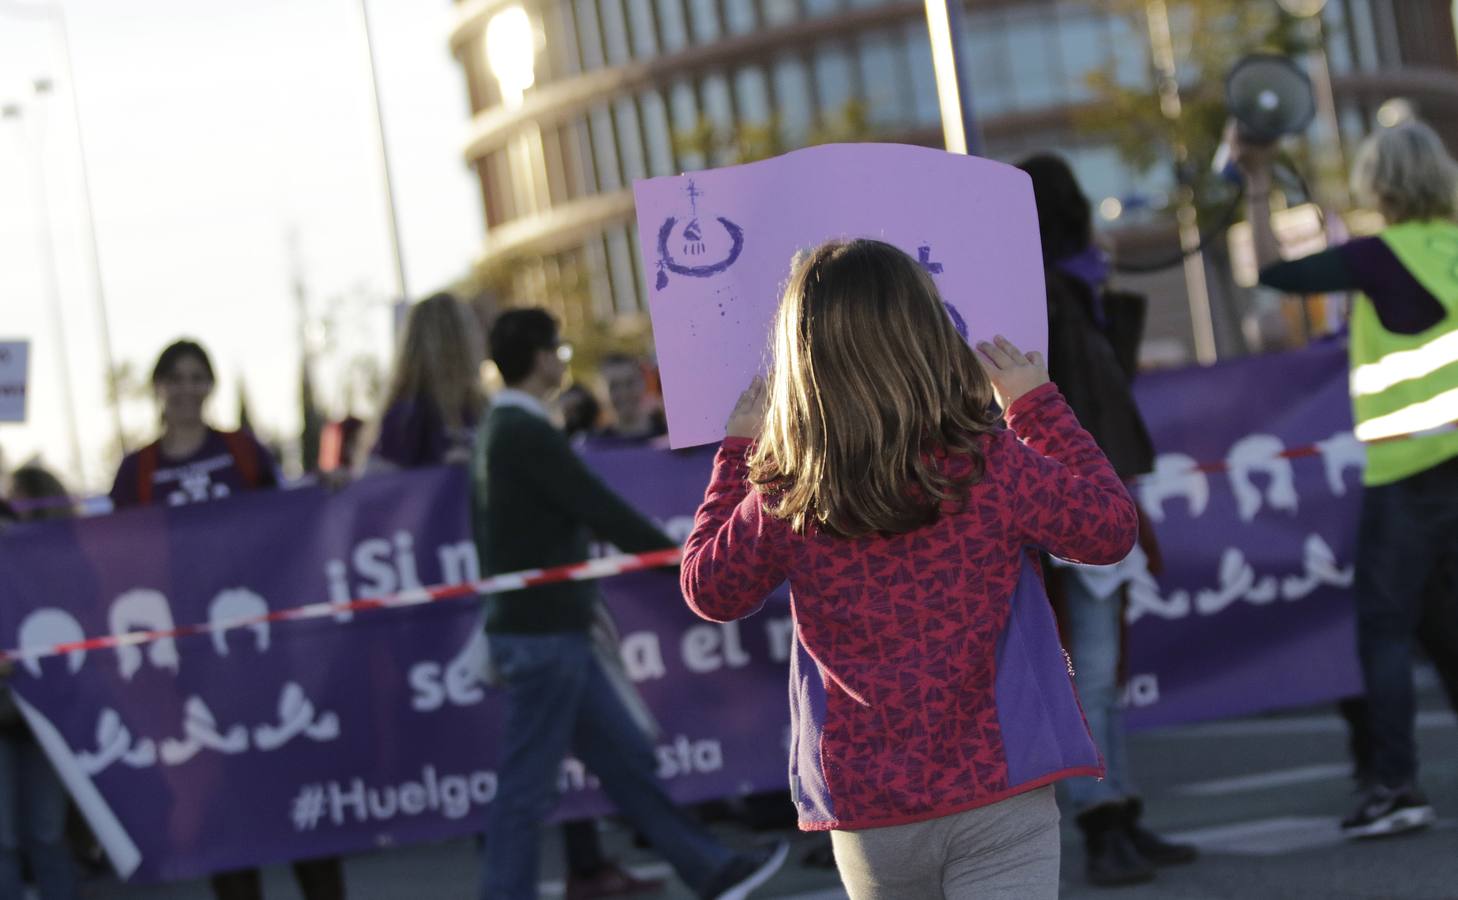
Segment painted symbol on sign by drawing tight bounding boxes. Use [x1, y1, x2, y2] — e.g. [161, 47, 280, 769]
[655, 180, 745, 291]
[914, 243, 967, 340]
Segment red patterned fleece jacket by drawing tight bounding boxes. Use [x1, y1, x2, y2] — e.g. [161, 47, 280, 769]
[681, 383, 1138, 831]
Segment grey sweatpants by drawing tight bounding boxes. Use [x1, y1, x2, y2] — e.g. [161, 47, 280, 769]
[830, 786, 1061, 900]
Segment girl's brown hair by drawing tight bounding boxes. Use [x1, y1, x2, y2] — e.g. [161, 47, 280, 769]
[380, 292, 486, 431]
[748, 239, 999, 537]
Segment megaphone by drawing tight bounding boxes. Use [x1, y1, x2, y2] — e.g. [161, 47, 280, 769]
[1213, 53, 1317, 179]
[1227, 53, 1316, 142]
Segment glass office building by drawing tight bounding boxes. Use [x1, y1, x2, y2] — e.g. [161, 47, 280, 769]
[450, 0, 1458, 356]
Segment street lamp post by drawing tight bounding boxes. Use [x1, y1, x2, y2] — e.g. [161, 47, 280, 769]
[1, 0, 127, 455]
[923, 0, 983, 156]
[1145, 0, 1219, 364]
[3, 93, 86, 483]
[356, 0, 410, 314]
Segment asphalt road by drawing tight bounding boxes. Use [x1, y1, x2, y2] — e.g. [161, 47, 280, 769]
[96, 680, 1458, 900]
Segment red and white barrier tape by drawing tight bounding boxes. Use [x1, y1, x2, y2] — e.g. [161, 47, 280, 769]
[0, 547, 683, 666]
[1122, 442, 1329, 484]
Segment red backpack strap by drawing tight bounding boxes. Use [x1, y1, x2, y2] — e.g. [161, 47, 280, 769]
[220, 430, 263, 490]
[135, 441, 161, 506]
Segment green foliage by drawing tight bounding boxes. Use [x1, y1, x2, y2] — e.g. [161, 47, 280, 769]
[1077, 0, 1315, 223]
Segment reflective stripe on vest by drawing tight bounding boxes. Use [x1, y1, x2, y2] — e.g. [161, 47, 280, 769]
[1349, 220, 1458, 485]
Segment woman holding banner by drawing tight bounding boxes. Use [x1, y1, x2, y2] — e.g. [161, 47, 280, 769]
[1237, 118, 1458, 840]
[0, 468, 81, 900]
[681, 240, 1139, 899]
[109, 339, 345, 900]
[361, 293, 487, 473]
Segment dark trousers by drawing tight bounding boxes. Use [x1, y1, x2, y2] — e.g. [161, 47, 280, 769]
[1353, 456, 1458, 787]
[210, 857, 344, 900]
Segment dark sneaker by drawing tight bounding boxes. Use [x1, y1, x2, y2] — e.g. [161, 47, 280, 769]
[1341, 784, 1436, 839]
[699, 840, 789, 900]
[1122, 798, 1198, 865]
[566, 861, 665, 900]
[1076, 803, 1155, 887]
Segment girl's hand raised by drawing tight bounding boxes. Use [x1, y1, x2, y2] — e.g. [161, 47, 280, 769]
[976, 335, 1049, 409]
[726, 376, 768, 440]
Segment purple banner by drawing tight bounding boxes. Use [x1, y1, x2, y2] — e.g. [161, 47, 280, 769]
[1126, 340, 1363, 727]
[0, 342, 1363, 881]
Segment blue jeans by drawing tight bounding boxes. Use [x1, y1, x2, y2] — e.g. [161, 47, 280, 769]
[0, 729, 78, 900]
[480, 632, 733, 899]
[1354, 456, 1458, 788]
[1058, 575, 1132, 813]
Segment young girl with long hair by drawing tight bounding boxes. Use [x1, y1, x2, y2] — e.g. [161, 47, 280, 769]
[363, 292, 487, 471]
[680, 239, 1139, 899]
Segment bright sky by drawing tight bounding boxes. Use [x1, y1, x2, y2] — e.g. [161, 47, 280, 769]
[0, 0, 482, 492]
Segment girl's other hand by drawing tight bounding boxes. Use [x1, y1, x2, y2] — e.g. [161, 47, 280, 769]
[976, 335, 1049, 409]
[726, 376, 768, 440]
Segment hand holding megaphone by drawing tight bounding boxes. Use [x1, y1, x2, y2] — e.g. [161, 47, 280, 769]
[1220, 120, 1277, 193]
[1213, 54, 1316, 183]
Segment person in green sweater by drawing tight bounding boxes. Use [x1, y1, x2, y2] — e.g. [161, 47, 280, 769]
[472, 308, 787, 900]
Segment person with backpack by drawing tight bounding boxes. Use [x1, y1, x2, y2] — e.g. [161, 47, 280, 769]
[109, 339, 345, 900]
[110, 340, 277, 507]
[1017, 155, 1197, 887]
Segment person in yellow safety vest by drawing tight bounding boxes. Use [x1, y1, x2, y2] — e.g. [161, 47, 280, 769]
[1235, 118, 1458, 840]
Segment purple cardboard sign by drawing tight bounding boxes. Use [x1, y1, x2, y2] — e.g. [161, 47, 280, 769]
[633, 143, 1047, 448]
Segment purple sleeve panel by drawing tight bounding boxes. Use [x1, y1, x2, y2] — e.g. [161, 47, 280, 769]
[993, 556, 1103, 787]
[1338, 237, 1447, 335]
[787, 630, 836, 828]
[375, 401, 441, 469]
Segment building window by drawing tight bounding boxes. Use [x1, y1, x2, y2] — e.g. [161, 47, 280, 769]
[1006, 9, 1058, 109]
[701, 72, 735, 134]
[734, 66, 773, 126]
[639, 89, 676, 176]
[573, 0, 606, 71]
[902, 21, 941, 127]
[961, 10, 1011, 117]
[606, 227, 640, 315]
[544, 0, 581, 81]
[568, 117, 599, 196]
[724, 0, 757, 36]
[625, 0, 659, 58]
[669, 79, 705, 170]
[772, 56, 815, 145]
[599, 0, 633, 65]
[858, 31, 905, 128]
[814, 45, 856, 119]
[656, 0, 690, 54]
[1107, 14, 1148, 90]
[763, 0, 798, 28]
[615, 98, 649, 183]
[588, 105, 623, 191]
[687, 0, 722, 44]
[1055, 9, 1109, 103]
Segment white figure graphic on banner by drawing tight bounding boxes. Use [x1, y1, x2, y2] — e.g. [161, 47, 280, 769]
[108, 590, 181, 680]
[1227, 435, 1300, 522]
[1139, 454, 1210, 522]
[18, 609, 87, 677]
[208, 588, 272, 656]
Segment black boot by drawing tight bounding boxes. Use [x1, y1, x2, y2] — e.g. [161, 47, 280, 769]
[1075, 803, 1156, 887]
[1122, 798, 1198, 865]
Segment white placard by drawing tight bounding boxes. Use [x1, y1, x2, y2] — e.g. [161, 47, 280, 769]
[0, 340, 30, 423]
